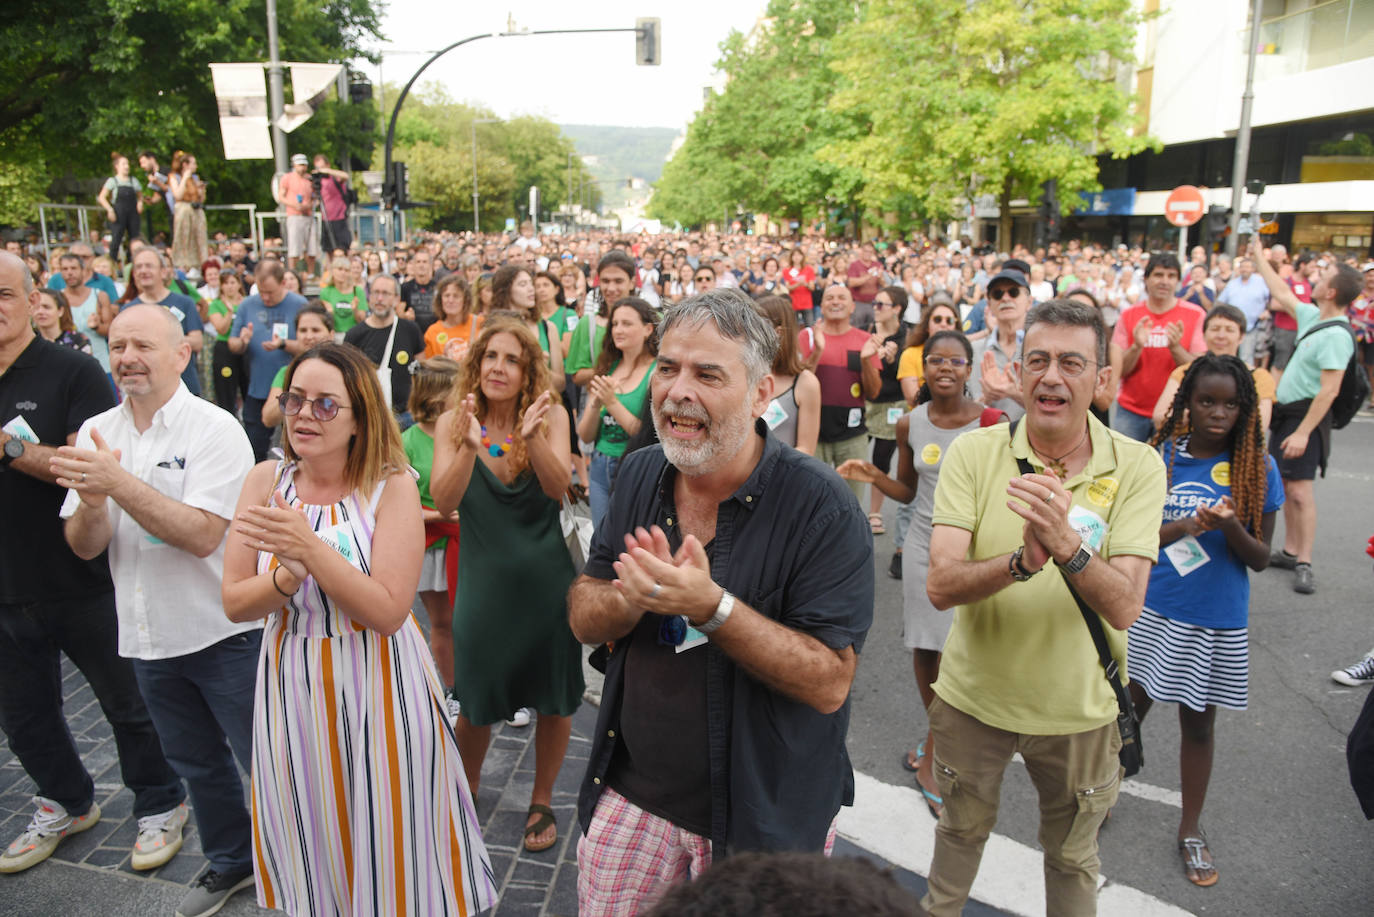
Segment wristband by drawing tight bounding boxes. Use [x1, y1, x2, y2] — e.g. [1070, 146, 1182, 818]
[696, 589, 735, 635]
[272, 565, 295, 597]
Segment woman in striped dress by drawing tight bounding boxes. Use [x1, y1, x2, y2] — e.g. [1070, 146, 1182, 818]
[1131, 354, 1283, 889]
[223, 343, 496, 916]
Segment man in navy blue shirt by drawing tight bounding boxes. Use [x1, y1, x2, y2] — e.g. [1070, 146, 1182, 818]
[569, 289, 873, 915]
[228, 260, 307, 460]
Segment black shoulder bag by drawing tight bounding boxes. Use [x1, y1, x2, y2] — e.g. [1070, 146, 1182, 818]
[1010, 422, 1143, 777]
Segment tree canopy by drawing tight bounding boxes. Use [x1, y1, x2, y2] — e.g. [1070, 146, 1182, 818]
[0, 0, 383, 226]
[650, 0, 1156, 236]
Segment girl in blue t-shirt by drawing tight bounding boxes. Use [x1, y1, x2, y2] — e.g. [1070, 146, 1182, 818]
[1131, 353, 1283, 889]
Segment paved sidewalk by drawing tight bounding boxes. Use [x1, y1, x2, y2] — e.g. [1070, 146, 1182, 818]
[0, 653, 1003, 917]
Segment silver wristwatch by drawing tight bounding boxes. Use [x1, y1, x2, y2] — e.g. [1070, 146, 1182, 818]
[696, 589, 735, 635]
[1056, 537, 1094, 575]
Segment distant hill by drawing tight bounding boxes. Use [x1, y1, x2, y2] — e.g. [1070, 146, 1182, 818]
[560, 124, 680, 210]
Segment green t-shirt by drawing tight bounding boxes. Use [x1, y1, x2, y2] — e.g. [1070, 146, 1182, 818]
[401, 424, 451, 549]
[595, 359, 655, 458]
[271, 365, 288, 390]
[208, 298, 235, 342]
[537, 308, 572, 356]
[320, 284, 366, 333]
[1274, 302, 1355, 404]
[929, 416, 1165, 735]
[564, 315, 607, 375]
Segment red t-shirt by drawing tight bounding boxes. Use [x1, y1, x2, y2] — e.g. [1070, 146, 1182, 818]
[785, 265, 816, 312]
[279, 171, 314, 217]
[1278, 278, 1311, 331]
[798, 325, 880, 442]
[846, 259, 882, 303]
[1111, 299, 1207, 415]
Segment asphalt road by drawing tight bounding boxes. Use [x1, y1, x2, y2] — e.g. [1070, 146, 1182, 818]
[845, 411, 1374, 915]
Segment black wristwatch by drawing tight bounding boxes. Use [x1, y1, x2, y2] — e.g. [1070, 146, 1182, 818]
[1, 436, 24, 469]
[1009, 545, 1038, 582]
[1056, 537, 1095, 575]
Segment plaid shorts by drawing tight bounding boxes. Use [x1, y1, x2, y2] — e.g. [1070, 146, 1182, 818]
[577, 787, 837, 916]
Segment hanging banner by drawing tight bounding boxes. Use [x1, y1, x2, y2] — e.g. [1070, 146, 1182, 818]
[209, 63, 273, 160]
[279, 63, 344, 133]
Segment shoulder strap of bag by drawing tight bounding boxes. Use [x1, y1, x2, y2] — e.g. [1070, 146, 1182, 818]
[1297, 319, 1354, 345]
[380, 316, 400, 367]
[1008, 420, 1133, 718]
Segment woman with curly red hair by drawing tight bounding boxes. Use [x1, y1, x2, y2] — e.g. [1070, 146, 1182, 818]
[430, 314, 583, 854]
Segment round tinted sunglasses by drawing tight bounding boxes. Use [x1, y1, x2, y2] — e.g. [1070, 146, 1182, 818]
[278, 392, 352, 422]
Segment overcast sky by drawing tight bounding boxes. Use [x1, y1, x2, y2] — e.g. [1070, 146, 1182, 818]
[361, 0, 769, 130]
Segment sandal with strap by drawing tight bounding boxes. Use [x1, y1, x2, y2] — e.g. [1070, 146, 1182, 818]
[901, 739, 926, 773]
[1179, 834, 1218, 887]
[868, 512, 886, 535]
[524, 804, 557, 853]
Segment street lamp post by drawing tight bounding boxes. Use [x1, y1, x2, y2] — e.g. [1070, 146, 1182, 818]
[471, 117, 498, 233]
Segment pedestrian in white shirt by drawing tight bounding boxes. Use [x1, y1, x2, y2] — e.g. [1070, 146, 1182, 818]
[53, 304, 260, 917]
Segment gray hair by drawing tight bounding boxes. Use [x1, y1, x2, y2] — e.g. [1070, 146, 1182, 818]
[369, 272, 398, 296]
[658, 288, 778, 386]
[1023, 298, 1108, 364]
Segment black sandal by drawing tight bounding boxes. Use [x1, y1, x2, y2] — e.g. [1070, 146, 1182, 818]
[524, 803, 557, 853]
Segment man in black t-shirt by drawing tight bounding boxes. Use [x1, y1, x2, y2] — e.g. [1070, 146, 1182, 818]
[399, 248, 437, 332]
[0, 253, 183, 875]
[345, 274, 423, 424]
[569, 290, 873, 914]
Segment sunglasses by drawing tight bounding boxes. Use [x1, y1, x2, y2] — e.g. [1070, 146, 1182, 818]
[694, 275, 712, 282]
[278, 392, 352, 422]
[987, 286, 1021, 300]
[930, 314, 956, 325]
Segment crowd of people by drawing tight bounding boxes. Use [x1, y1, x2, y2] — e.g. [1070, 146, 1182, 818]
[1, 209, 1372, 916]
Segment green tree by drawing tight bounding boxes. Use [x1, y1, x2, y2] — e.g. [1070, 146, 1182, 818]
[822, 0, 1155, 244]
[648, 0, 867, 230]
[0, 0, 381, 226]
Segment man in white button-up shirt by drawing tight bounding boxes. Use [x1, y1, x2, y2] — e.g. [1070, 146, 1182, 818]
[54, 304, 259, 916]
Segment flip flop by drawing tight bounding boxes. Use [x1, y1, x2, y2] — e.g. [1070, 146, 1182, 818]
[524, 803, 557, 853]
[915, 775, 943, 819]
[868, 512, 886, 535]
[1179, 834, 1218, 887]
[901, 740, 926, 773]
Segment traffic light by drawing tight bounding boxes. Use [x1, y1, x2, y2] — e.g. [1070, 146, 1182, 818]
[389, 161, 408, 210]
[1037, 179, 1060, 247]
[1205, 204, 1230, 241]
[636, 18, 661, 66]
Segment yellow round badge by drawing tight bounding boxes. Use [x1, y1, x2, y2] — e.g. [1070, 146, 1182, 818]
[1086, 476, 1119, 508]
[436, 332, 448, 345]
[921, 443, 942, 465]
[220, 367, 232, 377]
[850, 382, 861, 398]
[1211, 461, 1231, 487]
[396, 351, 410, 365]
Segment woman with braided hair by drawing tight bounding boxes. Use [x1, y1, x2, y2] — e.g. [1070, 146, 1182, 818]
[1129, 353, 1283, 889]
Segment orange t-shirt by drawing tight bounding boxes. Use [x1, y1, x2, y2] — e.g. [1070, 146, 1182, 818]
[423, 314, 482, 360]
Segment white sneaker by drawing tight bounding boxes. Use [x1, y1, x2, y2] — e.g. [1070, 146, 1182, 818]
[131, 801, 189, 870]
[506, 707, 532, 728]
[0, 797, 101, 874]
[1332, 653, 1374, 687]
[445, 692, 462, 724]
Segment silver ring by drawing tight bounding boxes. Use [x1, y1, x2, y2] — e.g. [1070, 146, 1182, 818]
[1043, 492, 1055, 504]
[81, 472, 87, 483]
[649, 582, 662, 599]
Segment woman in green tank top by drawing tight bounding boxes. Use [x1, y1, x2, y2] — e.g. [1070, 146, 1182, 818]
[576, 298, 658, 527]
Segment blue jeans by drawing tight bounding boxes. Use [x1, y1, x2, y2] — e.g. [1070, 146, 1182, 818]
[893, 500, 916, 553]
[243, 395, 272, 463]
[1112, 404, 1155, 443]
[133, 631, 259, 873]
[589, 451, 621, 532]
[0, 593, 183, 819]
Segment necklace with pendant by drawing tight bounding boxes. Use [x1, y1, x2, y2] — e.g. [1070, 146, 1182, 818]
[1033, 428, 1088, 478]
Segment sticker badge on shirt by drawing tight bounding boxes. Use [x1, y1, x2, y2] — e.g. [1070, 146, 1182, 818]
[676, 625, 708, 654]
[849, 382, 861, 399]
[1067, 504, 1108, 552]
[272, 322, 290, 341]
[761, 398, 788, 431]
[2, 415, 39, 444]
[921, 443, 942, 465]
[396, 351, 410, 365]
[1086, 476, 1119, 508]
[169, 306, 186, 323]
[1164, 534, 1210, 576]
[1211, 461, 1231, 487]
[847, 407, 863, 428]
[315, 524, 356, 564]
[887, 406, 904, 425]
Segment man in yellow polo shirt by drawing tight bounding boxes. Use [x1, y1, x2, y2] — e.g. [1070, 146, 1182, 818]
[922, 299, 1166, 917]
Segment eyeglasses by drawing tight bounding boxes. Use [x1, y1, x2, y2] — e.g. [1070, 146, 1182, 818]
[1021, 352, 1099, 378]
[929, 314, 956, 325]
[278, 392, 352, 421]
[874, 299, 894, 308]
[988, 286, 1022, 300]
[924, 355, 969, 367]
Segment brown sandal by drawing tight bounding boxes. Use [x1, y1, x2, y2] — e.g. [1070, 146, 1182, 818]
[1179, 834, 1218, 887]
[524, 803, 557, 853]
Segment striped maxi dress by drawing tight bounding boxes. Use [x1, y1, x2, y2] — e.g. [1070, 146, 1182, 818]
[251, 462, 497, 916]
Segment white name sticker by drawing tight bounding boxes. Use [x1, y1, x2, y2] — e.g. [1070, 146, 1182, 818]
[3, 415, 39, 444]
[169, 306, 186, 323]
[1164, 534, 1210, 576]
[1067, 504, 1108, 552]
[676, 626, 708, 654]
[314, 524, 357, 564]
[887, 406, 905, 425]
[847, 407, 863, 428]
[762, 398, 788, 431]
[273, 322, 290, 341]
